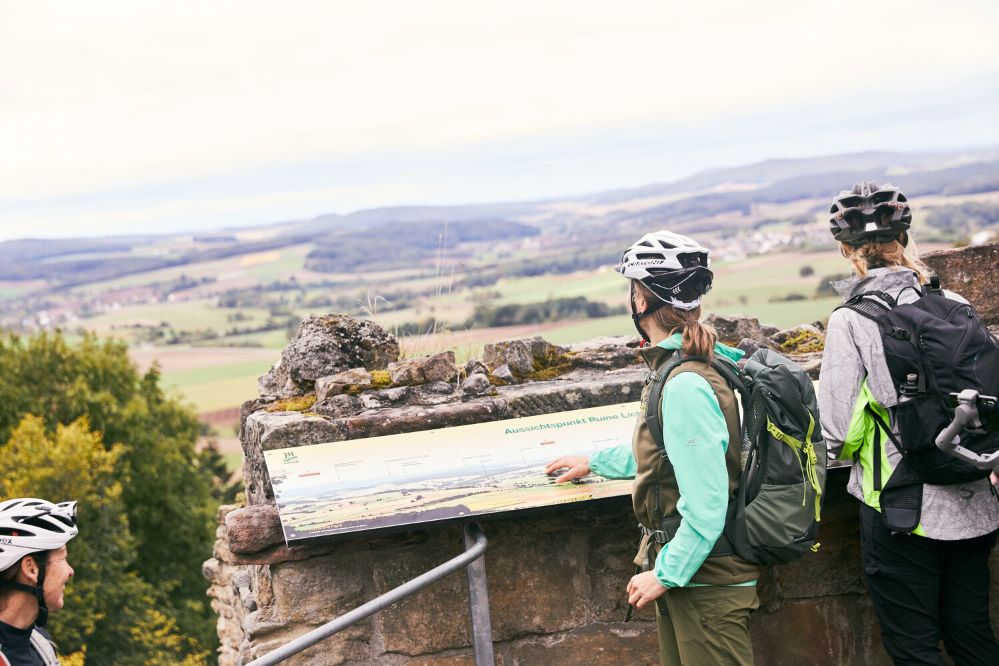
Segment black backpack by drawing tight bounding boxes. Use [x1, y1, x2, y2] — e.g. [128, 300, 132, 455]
[645, 348, 826, 566]
[837, 277, 999, 493]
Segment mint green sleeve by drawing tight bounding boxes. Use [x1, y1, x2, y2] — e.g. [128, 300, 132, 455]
[589, 445, 636, 479]
[653, 371, 732, 588]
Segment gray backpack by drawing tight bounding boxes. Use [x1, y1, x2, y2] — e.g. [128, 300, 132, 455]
[645, 348, 827, 565]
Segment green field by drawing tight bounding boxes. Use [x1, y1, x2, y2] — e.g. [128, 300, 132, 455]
[91, 249, 856, 419]
[0, 283, 43, 301]
[200, 329, 291, 349]
[135, 347, 280, 415]
[460, 250, 846, 335]
[481, 268, 622, 306]
[163, 371, 268, 414]
[162, 358, 277, 387]
[68, 244, 316, 296]
[84, 299, 275, 331]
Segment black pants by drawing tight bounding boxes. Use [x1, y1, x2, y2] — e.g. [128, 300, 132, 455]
[860, 504, 999, 665]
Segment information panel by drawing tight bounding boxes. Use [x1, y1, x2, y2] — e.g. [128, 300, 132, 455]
[265, 402, 640, 542]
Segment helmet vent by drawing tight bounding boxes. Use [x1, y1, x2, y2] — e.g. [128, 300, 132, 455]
[677, 252, 707, 268]
[51, 514, 74, 528]
[21, 516, 51, 530]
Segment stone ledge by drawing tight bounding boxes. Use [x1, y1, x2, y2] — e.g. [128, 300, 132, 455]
[242, 367, 646, 505]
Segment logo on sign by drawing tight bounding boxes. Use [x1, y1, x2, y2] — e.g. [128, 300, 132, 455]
[282, 451, 300, 464]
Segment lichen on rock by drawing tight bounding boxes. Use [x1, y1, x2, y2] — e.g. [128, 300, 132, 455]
[704, 313, 779, 347]
[388, 351, 457, 386]
[773, 324, 826, 354]
[265, 395, 317, 413]
[258, 314, 399, 397]
[315, 368, 374, 401]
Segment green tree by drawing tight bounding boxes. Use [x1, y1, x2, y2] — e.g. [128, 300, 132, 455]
[0, 332, 220, 662]
[0, 416, 208, 664]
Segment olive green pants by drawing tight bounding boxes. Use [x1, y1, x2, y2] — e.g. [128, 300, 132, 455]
[655, 585, 759, 666]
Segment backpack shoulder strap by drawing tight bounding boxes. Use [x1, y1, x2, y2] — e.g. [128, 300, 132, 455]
[835, 290, 895, 325]
[645, 352, 696, 455]
[708, 357, 752, 410]
[29, 629, 59, 666]
[645, 353, 748, 454]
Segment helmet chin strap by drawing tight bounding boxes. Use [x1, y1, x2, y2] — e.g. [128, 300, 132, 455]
[629, 281, 667, 343]
[33, 558, 48, 627]
[0, 555, 50, 626]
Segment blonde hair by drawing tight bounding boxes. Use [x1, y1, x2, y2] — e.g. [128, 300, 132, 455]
[839, 235, 931, 284]
[633, 282, 717, 360]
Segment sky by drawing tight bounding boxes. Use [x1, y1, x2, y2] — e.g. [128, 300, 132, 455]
[2, 1, 999, 241]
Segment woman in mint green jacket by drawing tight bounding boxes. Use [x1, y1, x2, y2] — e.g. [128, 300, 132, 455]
[546, 230, 758, 666]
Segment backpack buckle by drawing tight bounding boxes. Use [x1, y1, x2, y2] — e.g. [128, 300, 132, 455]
[638, 524, 671, 544]
[887, 326, 911, 340]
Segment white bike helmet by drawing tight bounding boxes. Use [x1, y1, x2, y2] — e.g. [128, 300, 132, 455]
[0, 498, 78, 626]
[617, 231, 713, 340]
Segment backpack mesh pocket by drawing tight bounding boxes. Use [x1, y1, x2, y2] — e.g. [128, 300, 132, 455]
[896, 395, 989, 484]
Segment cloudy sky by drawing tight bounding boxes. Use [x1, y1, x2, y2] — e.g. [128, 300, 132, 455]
[2, 1, 999, 241]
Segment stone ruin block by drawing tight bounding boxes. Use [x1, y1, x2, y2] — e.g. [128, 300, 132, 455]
[388, 351, 458, 386]
[505, 624, 659, 666]
[259, 314, 400, 396]
[924, 241, 999, 327]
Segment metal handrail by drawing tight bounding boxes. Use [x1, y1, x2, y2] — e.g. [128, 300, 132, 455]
[245, 523, 490, 666]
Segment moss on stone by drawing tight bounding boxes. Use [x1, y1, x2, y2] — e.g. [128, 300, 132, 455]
[370, 370, 392, 389]
[525, 348, 574, 381]
[779, 331, 825, 354]
[266, 394, 317, 413]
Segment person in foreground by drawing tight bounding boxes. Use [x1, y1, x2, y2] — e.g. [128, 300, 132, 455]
[0, 498, 78, 666]
[818, 181, 999, 665]
[546, 231, 758, 666]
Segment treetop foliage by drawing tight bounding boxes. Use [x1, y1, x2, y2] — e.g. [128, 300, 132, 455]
[0, 331, 223, 664]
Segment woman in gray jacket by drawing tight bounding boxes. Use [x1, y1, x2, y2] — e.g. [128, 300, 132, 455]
[818, 181, 999, 665]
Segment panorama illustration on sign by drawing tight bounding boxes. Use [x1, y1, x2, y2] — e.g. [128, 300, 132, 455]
[265, 402, 640, 541]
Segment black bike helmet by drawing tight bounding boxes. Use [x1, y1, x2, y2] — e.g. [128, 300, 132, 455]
[829, 181, 911, 246]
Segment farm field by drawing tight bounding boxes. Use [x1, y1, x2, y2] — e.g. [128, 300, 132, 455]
[117, 249, 872, 421]
[0, 280, 48, 301]
[130, 345, 277, 416]
[84, 299, 274, 332]
[82, 245, 952, 362]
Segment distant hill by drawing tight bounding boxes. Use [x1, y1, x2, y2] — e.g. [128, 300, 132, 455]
[2, 146, 999, 288]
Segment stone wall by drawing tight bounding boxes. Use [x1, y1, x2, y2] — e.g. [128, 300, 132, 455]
[204, 243, 999, 665]
[923, 242, 999, 326]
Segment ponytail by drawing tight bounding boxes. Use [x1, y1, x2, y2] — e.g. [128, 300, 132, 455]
[679, 311, 717, 361]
